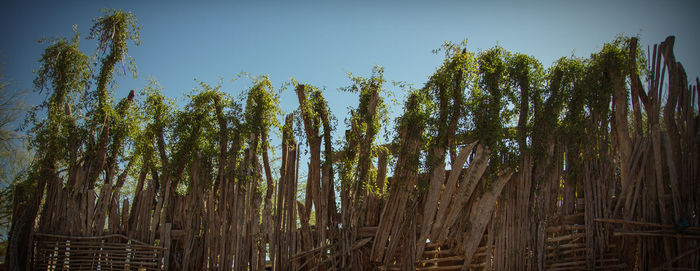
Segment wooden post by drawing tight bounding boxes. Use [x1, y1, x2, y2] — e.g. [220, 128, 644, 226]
[163, 223, 172, 271]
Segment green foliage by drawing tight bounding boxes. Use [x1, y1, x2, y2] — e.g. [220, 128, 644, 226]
[340, 65, 391, 141]
[21, 9, 142, 189]
[88, 9, 141, 126]
[141, 80, 174, 134]
[295, 83, 337, 192]
[33, 33, 91, 113]
[243, 75, 280, 141]
[466, 46, 520, 176]
[339, 65, 389, 192]
[553, 56, 587, 144]
[587, 36, 630, 115]
[395, 90, 432, 143]
[289, 82, 330, 149]
[544, 56, 587, 182]
[424, 40, 478, 155]
[129, 80, 174, 173]
[506, 52, 545, 153]
[27, 33, 91, 173]
[171, 80, 242, 190]
[296, 84, 324, 134]
[394, 90, 431, 180]
[507, 53, 546, 95]
[528, 35, 643, 174]
[337, 138, 358, 190]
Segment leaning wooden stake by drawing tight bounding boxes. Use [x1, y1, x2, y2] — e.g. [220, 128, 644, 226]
[460, 169, 514, 271]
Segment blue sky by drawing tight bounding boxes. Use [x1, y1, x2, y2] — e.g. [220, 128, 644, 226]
[1, 0, 699, 145]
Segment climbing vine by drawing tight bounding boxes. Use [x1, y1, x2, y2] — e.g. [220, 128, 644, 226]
[339, 65, 390, 195]
[423, 40, 478, 172]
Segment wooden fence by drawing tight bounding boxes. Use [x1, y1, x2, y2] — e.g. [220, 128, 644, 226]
[11, 34, 700, 271]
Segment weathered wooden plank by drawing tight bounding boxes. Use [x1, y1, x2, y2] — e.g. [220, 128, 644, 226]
[460, 169, 514, 271]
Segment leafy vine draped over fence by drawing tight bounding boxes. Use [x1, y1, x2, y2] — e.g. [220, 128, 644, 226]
[6, 9, 699, 271]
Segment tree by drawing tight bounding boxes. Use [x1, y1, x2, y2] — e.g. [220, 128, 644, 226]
[0, 69, 33, 258]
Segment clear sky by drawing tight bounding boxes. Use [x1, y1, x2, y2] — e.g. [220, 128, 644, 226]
[1, 0, 699, 144]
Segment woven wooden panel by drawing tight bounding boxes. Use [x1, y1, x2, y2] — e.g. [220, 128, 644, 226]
[32, 233, 164, 271]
